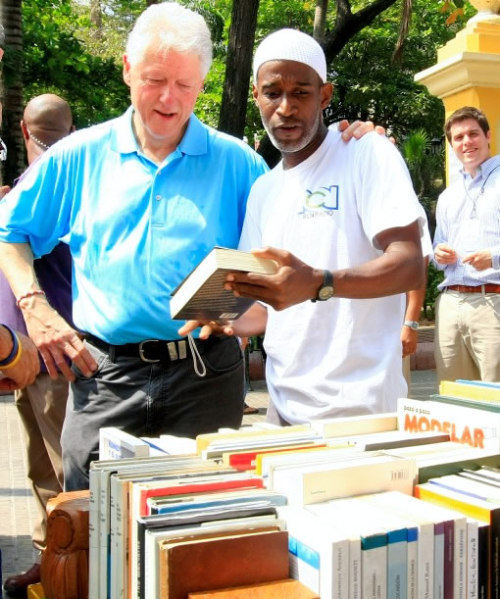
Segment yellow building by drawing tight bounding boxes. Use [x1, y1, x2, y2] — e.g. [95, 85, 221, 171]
[415, 0, 500, 165]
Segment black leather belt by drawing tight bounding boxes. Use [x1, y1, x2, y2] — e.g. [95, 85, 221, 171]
[85, 333, 189, 363]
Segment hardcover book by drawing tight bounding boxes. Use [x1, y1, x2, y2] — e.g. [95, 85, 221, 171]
[143, 512, 284, 599]
[170, 246, 277, 320]
[187, 578, 319, 598]
[157, 529, 289, 599]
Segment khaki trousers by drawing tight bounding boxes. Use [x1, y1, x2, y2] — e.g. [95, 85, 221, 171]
[434, 290, 500, 384]
[15, 373, 69, 551]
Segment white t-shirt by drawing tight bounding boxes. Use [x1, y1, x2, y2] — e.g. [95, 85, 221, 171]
[239, 130, 428, 423]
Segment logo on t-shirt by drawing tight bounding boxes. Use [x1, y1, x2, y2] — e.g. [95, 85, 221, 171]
[297, 184, 339, 218]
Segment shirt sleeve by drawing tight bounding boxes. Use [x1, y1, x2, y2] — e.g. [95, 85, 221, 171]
[353, 134, 426, 248]
[238, 176, 267, 251]
[431, 193, 447, 271]
[0, 147, 72, 258]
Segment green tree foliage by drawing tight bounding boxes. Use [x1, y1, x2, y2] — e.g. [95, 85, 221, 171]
[10, 0, 478, 169]
[22, 0, 129, 128]
[324, 0, 475, 140]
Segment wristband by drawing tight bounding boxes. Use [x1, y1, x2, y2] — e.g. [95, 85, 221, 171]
[16, 289, 46, 308]
[0, 324, 21, 367]
[403, 320, 419, 330]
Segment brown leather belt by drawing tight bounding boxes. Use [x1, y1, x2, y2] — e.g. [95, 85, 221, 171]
[446, 284, 500, 293]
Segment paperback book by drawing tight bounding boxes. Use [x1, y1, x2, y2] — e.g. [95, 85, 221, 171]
[170, 246, 277, 321]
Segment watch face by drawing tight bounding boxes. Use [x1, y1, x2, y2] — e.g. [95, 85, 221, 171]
[318, 285, 334, 301]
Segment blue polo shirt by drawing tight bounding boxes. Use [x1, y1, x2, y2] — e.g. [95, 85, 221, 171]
[0, 107, 268, 343]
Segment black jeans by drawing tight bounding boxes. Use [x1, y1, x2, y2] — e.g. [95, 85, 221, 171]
[61, 335, 244, 490]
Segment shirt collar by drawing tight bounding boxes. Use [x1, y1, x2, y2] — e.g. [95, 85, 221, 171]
[112, 106, 208, 157]
[461, 154, 500, 183]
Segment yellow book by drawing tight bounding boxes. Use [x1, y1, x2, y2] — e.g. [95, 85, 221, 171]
[415, 480, 498, 523]
[27, 583, 46, 599]
[439, 380, 500, 403]
[254, 443, 357, 476]
[195, 424, 311, 454]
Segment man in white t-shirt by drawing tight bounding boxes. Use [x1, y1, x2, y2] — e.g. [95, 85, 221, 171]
[181, 29, 427, 425]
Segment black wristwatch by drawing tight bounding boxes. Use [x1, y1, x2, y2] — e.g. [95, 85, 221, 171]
[311, 270, 335, 302]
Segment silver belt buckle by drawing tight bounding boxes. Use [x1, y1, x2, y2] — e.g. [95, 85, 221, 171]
[139, 339, 160, 363]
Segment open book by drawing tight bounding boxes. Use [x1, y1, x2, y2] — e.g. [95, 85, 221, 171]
[170, 247, 277, 321]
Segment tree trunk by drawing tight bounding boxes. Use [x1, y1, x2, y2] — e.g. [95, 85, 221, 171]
[314, 0, 329, 42]
[218, 0, 260, 139]
[1, 0, 25, 186]
[324, 0, 410, 63]
[90, 0, 103, 42]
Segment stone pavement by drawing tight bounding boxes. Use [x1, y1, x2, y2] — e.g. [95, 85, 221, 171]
[0, 370, 438, 585]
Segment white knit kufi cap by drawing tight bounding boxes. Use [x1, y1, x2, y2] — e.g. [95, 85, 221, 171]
[253, 28, 327, 83]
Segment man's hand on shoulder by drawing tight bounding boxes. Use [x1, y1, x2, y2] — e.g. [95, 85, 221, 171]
[337, 120, 395, 144]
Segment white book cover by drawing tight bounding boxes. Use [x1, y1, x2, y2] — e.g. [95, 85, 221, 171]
[270, 453, 417, 505]
[88, 465, 102, 599]
[99, 426, 151, 460]
[141, 434, 197, 456]
[309, 498, 388, 599]
[397, 397, 500, 451]
[358, 494, 419, 599]
[353, 499, 408, 599]
[278, 506, 349, 599]
[359, 491, 436, 599]
[309, 412, 398, 438]
[466, 519, 479, 599]
[260, 445, 360, 482]
[454, 515, 467, 599]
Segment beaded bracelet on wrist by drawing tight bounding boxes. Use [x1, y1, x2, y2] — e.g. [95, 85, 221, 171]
[16, 289, 46, 308]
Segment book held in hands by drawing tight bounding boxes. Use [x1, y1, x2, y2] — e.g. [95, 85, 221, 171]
[170, 247, 277, 321]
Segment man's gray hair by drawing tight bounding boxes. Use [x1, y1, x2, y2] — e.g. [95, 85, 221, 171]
[0, 23, 5, 48]
[125, 2, 212, 78]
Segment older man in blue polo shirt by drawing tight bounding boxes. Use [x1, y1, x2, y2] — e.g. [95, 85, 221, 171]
[0, 3, 268, 491]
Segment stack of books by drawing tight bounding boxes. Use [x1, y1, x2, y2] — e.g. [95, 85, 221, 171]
[86, 379, 500, 599]
[90, 452, 293, 599]
[415, 466, 500, 599]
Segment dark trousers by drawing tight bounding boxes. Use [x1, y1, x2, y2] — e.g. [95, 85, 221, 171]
[61, 335, 244, 490]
